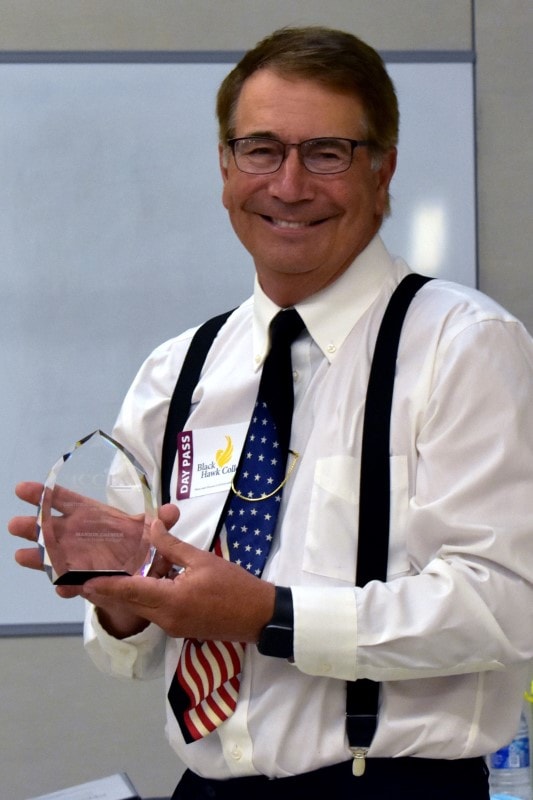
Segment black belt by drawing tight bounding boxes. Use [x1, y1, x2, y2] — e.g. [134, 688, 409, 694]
[171, 756, 489, 800]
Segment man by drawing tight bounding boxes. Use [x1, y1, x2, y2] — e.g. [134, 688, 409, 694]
[9, 26, 533, 800]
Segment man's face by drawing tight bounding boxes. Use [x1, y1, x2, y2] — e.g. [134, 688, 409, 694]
[220, 69, 396, 305]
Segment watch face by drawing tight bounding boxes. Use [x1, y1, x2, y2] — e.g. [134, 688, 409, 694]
[258, 586, 294, 658]
[258, 623, 294, 659]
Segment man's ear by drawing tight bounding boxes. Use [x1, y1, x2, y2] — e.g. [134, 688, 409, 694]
[375, 146, 397, 217]
[219, 142, 229, 183]
[378, 147, 397, 188]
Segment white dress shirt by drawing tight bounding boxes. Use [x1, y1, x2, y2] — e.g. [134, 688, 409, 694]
[84, 235, 533, 779]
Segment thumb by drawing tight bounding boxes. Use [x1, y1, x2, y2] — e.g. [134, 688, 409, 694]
[149, 518, 197, 571]
[157, 502, 180, 530]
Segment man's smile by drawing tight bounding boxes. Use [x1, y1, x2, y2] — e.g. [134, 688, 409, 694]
[260, 214, 329, 229]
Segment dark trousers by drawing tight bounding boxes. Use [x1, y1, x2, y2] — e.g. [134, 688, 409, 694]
[171, 756, 490, 800]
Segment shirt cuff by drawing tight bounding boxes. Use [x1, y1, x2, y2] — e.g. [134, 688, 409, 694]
[291, 585, 358, 681]
[83, 601, 166, 679]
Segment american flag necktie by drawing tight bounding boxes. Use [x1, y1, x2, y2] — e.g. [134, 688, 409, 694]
[168, 309, 305, 742]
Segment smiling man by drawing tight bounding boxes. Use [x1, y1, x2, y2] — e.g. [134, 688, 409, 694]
[9, 26, 533, 800]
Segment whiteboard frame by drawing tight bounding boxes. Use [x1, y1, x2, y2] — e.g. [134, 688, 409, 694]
[0, 49, 476, 636]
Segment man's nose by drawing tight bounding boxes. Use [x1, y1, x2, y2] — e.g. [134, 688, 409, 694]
[267, 147, 315, 202]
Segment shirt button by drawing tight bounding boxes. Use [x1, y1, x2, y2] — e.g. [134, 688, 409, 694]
[322, 662, 332, 674]
[327, 343, 336, 354]
[230, 744, 243, 760]
[254, 354, 262, 365]
[292, 369, 300, 381]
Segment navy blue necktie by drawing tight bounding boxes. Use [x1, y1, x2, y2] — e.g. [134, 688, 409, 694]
[168, 309, 304, 742]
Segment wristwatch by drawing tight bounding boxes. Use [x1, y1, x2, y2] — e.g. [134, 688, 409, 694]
[257, 585, 294, 659]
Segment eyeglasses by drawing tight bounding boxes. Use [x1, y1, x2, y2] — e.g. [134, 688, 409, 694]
[227, 136, 374, 175]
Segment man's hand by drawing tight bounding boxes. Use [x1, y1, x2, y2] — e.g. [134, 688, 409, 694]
[81, 520, 276, 644]
[9, 482, 274, 642]
[8, 482, 179, 621]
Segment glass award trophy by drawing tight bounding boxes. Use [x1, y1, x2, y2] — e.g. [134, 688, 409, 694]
[37, 430, 157, 585]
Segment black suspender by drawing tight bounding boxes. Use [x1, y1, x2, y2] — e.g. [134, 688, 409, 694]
[348, 272, 432, 773]
[160, 273, 432, 766]
[160, 308, 235, 505]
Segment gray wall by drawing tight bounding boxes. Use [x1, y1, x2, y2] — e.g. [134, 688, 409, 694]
[1, 2, 531, 799]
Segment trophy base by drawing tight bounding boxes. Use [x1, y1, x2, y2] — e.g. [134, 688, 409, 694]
[53, 570, 130, 586]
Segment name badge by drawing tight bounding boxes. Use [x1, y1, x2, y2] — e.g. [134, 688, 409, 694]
[175, 423, 247, 500]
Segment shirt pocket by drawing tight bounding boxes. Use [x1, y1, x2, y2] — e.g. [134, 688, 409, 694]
[303, 455, 411, 582]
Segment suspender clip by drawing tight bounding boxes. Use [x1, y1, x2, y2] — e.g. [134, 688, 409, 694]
[350, 747, 368, 776]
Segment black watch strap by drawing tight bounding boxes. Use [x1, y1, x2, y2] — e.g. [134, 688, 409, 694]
[257, 586, 294, 659]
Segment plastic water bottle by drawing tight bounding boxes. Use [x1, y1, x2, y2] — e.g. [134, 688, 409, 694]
[526, 681, 533, 789]
[488, 708, 532, 800]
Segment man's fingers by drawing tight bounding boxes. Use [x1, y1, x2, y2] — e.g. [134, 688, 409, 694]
[8, 515, 38, 540]
[14, 547, 44, 571]
[15, 481, 108, 515]
[81, 573, 173, 611]
[56, 585, 85, 600]
[14, 481, 44, 506]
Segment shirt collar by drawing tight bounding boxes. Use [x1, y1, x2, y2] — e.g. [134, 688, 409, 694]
[252, 235, 393, 369]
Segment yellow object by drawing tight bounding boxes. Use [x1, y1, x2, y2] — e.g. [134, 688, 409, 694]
[526, 679, 533, 789]
[215, 435, 234, 467]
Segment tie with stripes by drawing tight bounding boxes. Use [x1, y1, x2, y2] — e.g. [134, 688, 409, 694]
[168, 308, 305, 742]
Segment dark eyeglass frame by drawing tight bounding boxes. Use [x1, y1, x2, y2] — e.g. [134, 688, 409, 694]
[226, 136, 375, 175]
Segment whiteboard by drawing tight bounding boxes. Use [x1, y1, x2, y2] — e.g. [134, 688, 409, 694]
[0, 56, 476, 632]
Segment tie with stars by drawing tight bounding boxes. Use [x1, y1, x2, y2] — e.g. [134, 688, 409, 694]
[168, 308, 305, 743]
